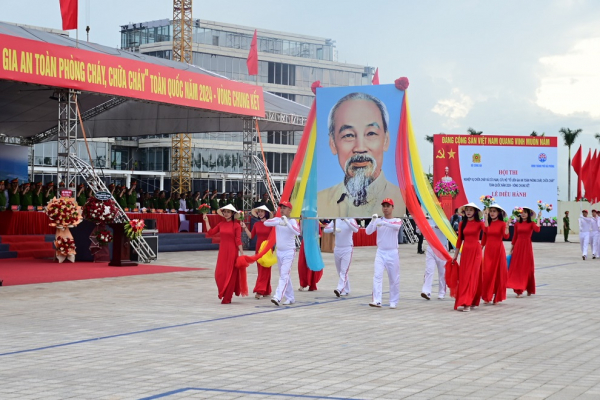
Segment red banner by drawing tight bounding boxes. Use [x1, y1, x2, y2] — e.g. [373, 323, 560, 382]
[0, 34, 265, 118]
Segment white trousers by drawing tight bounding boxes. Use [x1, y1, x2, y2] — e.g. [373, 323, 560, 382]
[334, 246, 353, 294]
[273, 249, 295, 302]
[372, 249, 400, 306]
[592, 231, 599, 257]
[422, 247, 447, 298]
[580, 232, 590, 257]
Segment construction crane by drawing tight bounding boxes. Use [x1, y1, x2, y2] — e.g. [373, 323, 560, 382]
[170, 0, 193, 195]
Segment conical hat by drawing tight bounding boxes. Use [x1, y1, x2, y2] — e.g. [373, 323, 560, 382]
[251, 205, 272, 219]
[217, 204, 238, 217]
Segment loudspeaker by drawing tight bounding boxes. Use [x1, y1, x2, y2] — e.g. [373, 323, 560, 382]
[130, 236, 158, 261]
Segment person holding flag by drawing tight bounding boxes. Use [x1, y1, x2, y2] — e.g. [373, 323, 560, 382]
[265, 201, 301, 306]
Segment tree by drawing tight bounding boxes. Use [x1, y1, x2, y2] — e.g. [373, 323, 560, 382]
[424, 172, 433, 187]
[595, 133, 600, 144]
[425, 135, 434, 143]
[530, 131, 545, 137]
[559, 127, 583, 201]
[467, 127, 482, 135]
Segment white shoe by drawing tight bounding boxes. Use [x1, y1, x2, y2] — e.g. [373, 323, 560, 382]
[282, 299, 295, 305]
[298, 286, 309, 291]
[369, 302, 382, 308]
[340, 292, 349, 296]
[389, 304, 397, 309]
[271, 298, 280, 306]
[462, 306, 471, 312]
[437, 296, 445, 300]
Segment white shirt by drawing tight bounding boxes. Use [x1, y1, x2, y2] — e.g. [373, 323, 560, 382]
[178, 199, 188, 211]
[366, 217, 402, 251]
[264, 217, 300, 252]
[323, 218, 359, 248]
[579, 216, 594, 233]
[592, 216, 600, 232]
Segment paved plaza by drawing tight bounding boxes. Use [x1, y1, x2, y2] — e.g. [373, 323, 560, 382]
[1, 238, 599, 399]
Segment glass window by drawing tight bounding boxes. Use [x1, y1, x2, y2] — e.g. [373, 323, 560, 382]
[282, 64, 288, 85]
[274, 153, 280, 174]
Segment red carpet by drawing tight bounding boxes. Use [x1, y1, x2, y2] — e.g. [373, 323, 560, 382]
[0, 259, 205, 286]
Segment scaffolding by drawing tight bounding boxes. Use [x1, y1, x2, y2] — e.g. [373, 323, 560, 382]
[242, 118, 258, 212]
[56, 89, 78, 192]
[170, 0, 194, 194]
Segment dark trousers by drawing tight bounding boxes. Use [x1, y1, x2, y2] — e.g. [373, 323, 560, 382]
[417, 234, 424, 253]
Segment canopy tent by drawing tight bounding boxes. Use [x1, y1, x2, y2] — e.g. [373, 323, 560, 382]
[0, 21, 309, 144]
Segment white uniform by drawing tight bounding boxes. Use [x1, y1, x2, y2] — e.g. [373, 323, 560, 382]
[422, 219, 447, 299]
[366, 217, 402, 307]
[324, 218, 359, 295]
[591, 216, 599, 258]
[265, 216, 301, 303]
[579, 215, 594, 258]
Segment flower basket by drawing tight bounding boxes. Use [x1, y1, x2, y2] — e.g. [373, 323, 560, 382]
[83, 196, 119, 225]
[46, 197, 82, 228]
[434, 180, 459, 197]
[55, 236, 76, 263]
[125, 219, 145, 239]
[95, 229, 113, 246]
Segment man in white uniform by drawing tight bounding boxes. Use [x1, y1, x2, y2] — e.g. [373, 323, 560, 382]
[421, 218, 447, 300]
[579, 210, 594, 260]
[591, 210, 599, 259]
[324, 218, 359, 297]
[366, 198, 402, 308]
[265, 201, 301, 306]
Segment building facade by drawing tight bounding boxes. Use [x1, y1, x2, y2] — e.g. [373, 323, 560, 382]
[32, 19, 375, 196]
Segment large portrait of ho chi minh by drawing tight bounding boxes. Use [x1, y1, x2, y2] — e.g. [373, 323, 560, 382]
[316, 85, 405, 218]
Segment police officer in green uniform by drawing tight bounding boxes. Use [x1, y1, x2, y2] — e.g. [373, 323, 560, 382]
[200, 190, 210, 206]
[209, 189, 219, 212]
[76, 183, 87, 207]
[235, 191, 244, 212]
[117, 185, 128, 209]
[43, 182, 55, 206]
[189, 192, 200, 213]
[32, 182, 44, 207]
[20, 182, 32, 210]
[156, 191, 167, 211]
[8, 179, 21, 209]
[218, 193, 228, 208]
[127, 181, 138, 209]
[0, 180, 7, 211]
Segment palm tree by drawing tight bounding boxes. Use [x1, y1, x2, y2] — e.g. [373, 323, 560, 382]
[559, 127, 583, 201]
[467, 127, 482, 135]
[425, 135, 434, 143]
[530, 131, 545, 137]
[595, 133, 600, 144]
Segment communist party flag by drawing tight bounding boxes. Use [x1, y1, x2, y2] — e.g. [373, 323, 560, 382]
[581, 149, 592, 199]
[59, 0, 78, 30]
[372, 68, 380, 85]
[246, 29, 258, 76]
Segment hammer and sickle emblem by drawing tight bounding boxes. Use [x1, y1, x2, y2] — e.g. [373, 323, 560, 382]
[436, 149, 446, 159]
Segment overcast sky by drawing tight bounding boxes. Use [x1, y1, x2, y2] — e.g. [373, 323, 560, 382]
[4, 0, 600, 200]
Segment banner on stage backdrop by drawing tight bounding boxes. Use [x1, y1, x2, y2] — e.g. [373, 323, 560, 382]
[433, 135, 558, 218]
[316, 84, 405, 218]
[0, 34, 264, 117]
[0, 144, 28, 183]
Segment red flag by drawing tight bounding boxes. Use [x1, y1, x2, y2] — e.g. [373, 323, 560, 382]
[372, 68, 380, 85]
[572, 145, 582, 200]
[595, 155, 600, 204]
[591, 150, 600, 203]
[581, 149, 591, 200]
[246, 30, 258, 76]
[59, 0, 78, 30]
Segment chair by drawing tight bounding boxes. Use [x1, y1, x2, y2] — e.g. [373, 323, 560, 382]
[179, 214, 190, 232]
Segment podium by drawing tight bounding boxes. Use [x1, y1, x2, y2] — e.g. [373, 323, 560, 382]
[108, 223, 138, 267]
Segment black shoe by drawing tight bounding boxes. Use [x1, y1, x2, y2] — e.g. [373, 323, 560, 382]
[421, 292, 431, 300]
[334, 289, 341, 298]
